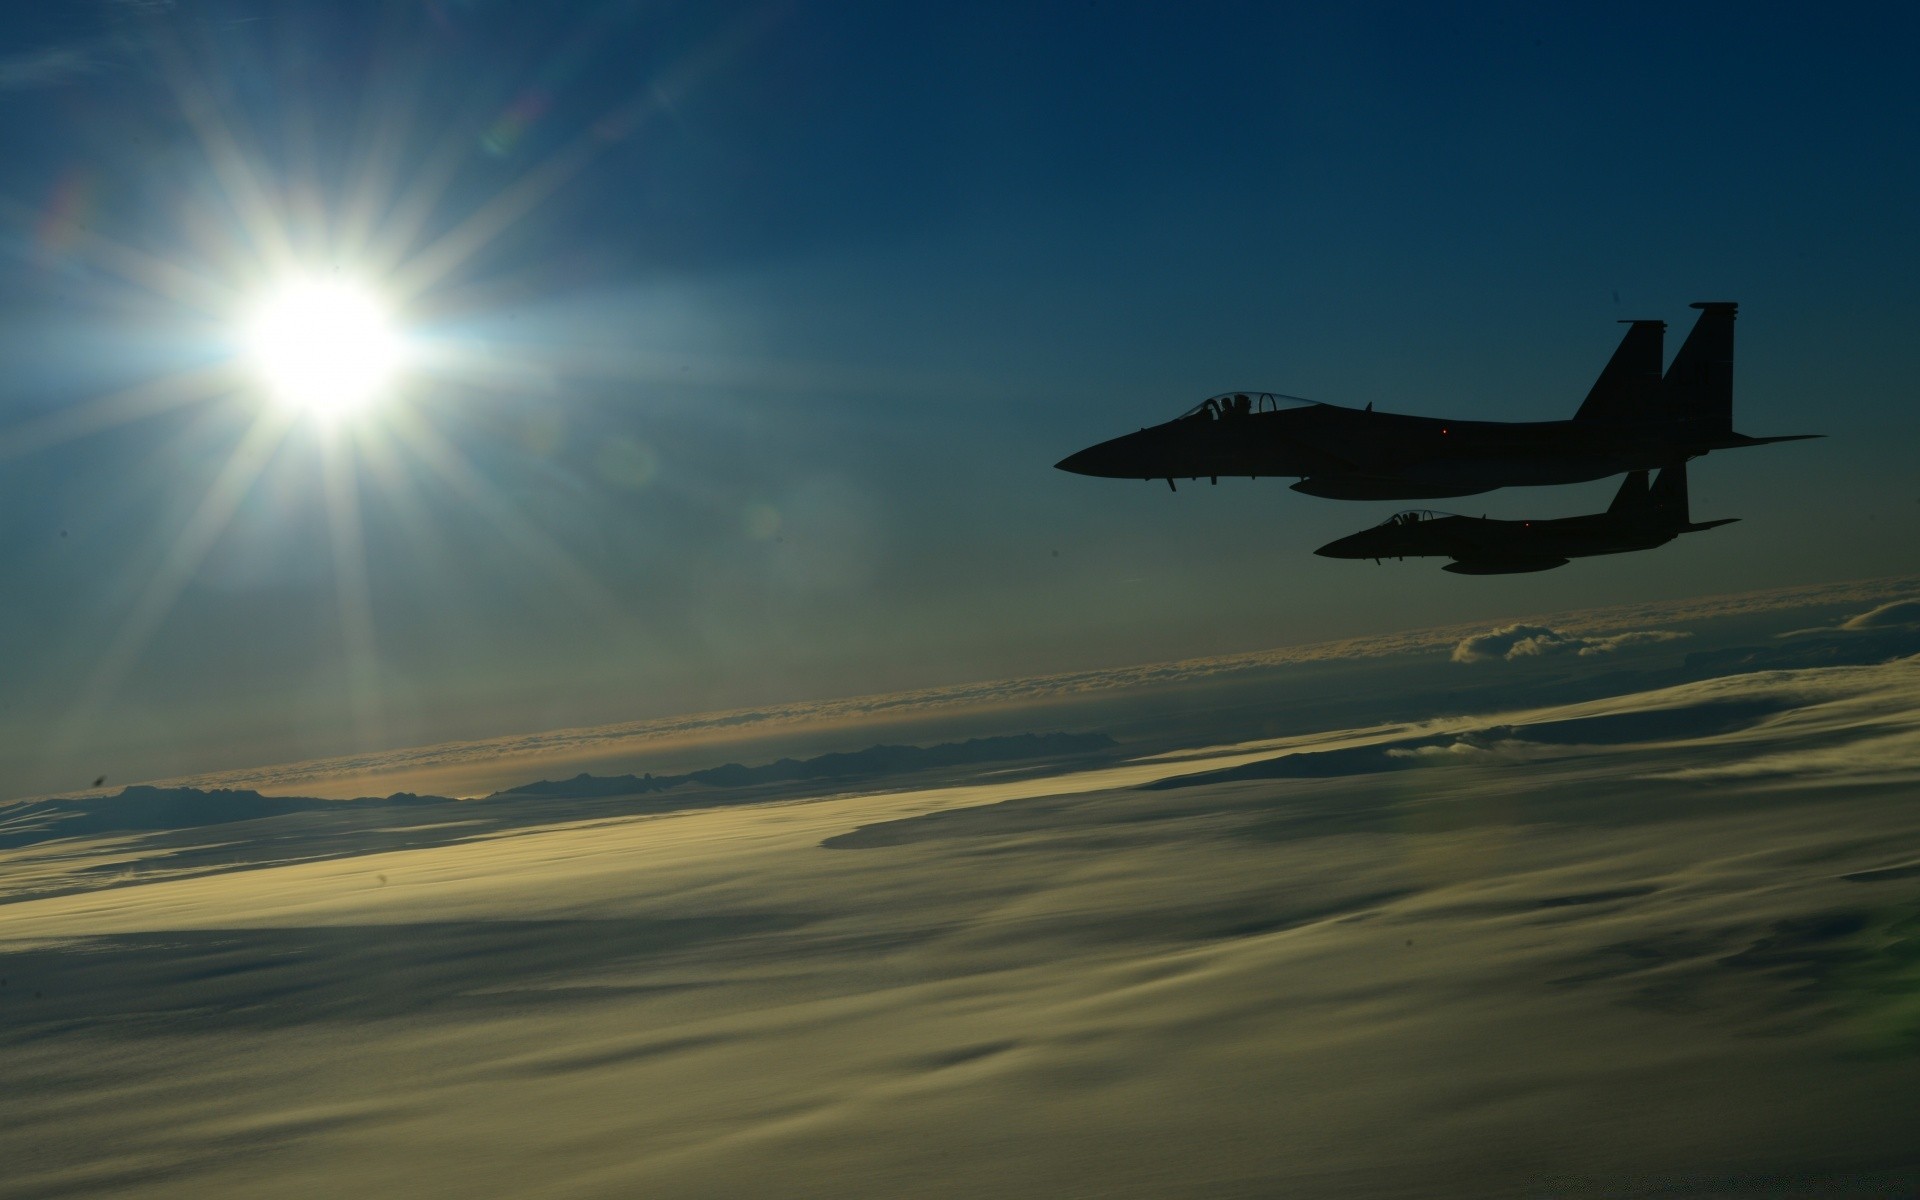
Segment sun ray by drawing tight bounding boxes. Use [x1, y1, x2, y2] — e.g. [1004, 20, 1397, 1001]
[342, 16, 520, 283]
[379, 3, 776, 307]
[334, 5, 437, 270]
[0, 194, 240, 317]
[354, 112, 493, 285]
[385, 121, 616, 305]
[51, 407, 297, 764]
[0, 364, 245, 461]
[382, 6, 769, 304]
[150, 34, 297, 278]
[387, 409, 631, 625]
[320, 433, 386, 753]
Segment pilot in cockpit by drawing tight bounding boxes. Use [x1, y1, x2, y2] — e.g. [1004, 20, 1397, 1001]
[1191, 394, 1256, 421]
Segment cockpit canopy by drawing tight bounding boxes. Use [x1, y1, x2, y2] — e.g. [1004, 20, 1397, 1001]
[1177, 392, 1317, 421]
[1375, 509, 1449, 527]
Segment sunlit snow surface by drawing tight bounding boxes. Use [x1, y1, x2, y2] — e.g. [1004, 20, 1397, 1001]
[6, 658, 1920, 1197]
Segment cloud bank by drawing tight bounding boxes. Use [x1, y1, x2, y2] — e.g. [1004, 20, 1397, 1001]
[1450, 624, 1690, 664]
[1776, 595, 1920, 640]
[31, 573, 1913, 803]
[1840, 599, 1920, 631]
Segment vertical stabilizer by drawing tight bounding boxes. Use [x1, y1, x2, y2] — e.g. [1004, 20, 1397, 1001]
[1664, 302, 1736, 433]
[1576, 320, 1665, 421]
[1648, 461, 1690, 524]
[1606, 470, 1651, 514]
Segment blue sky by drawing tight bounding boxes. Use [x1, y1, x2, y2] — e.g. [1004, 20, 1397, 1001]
[0, 1, 1915, 797]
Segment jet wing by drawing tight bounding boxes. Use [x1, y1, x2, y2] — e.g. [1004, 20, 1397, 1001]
[1443, 557, 1570, 574]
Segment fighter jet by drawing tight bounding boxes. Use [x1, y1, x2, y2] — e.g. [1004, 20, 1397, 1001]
[1055, 303, 1817, 500]
[1312, 460, 1734, 574]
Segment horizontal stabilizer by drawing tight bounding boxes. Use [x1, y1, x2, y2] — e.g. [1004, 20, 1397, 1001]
[1684, 517, 1740, 533]
[1710, 432, 1824, 448]
[1443, 557, 1569, 575]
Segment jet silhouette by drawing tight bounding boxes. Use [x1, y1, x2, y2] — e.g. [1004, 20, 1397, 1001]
[1312, 461, 1734, 574]
[1055, 303, 1817, 500]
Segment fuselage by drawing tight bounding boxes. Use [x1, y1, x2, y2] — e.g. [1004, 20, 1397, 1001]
[1052, 395, 1797, 499]
[1057, 306, 1817, 502]
[1316, 510, 1681, 564]
[1055, 396, 1797, 501]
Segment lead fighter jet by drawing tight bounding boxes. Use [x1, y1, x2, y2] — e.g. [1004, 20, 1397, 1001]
[1054, 303, 1817, 500]
[1313, 460, 1733, 574]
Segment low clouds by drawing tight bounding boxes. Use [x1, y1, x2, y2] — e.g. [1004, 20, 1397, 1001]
[37, 575, 1914, 803]
[1777, 596, 1920, 639]
[1384, 741, 1498, 760]
[1840, 600, 1920, 631]
[1642, 656, 1920, 782]
[1451, 624, 1690, 664]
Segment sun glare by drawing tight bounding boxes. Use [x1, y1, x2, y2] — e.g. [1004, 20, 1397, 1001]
[244, 277, 403, 418]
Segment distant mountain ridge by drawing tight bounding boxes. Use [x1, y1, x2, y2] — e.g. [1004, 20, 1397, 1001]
[4, 733, 1118, 847]
[491, 732, 1119, 799]
[0, 785, 448, 849]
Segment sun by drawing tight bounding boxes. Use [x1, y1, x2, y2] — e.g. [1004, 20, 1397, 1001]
[243, 276, 404, 418]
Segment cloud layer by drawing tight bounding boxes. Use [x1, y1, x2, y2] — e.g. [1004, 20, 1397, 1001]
[1450, 624, 1690, 663]
[1841, 599, 1920, 631]
[26, 574, 1913, 803]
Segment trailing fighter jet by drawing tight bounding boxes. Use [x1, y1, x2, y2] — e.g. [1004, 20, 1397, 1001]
[1312, 461, 1734, 574]
[1054, 303, 1817, 500]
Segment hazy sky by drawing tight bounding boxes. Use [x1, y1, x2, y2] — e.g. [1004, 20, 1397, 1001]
[1, 1, 1915, 795]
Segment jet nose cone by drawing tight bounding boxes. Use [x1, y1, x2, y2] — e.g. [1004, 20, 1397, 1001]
[1314, 530, 1386, 559]
[1055, 434, 1139, 478]
[1056, 424, 1183, 479]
